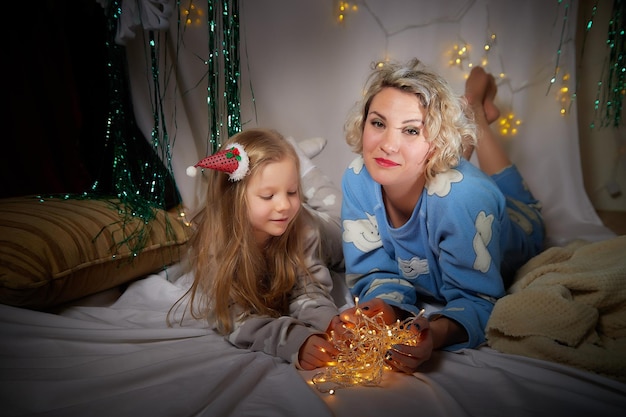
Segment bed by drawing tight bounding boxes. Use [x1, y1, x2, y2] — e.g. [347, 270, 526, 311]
[1, 193, 625, 417]
[3, 0, 626, 413]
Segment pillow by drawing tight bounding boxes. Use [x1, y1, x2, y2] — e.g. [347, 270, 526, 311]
[0, 196, 193, 310]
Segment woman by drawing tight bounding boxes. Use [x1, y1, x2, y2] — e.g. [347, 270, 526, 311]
[339, 60, 545, 372]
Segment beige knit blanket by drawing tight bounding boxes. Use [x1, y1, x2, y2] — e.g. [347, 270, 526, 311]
[486, 235, 626, 382]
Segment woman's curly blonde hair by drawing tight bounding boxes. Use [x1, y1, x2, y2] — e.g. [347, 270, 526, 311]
[344, 58, 477, 181]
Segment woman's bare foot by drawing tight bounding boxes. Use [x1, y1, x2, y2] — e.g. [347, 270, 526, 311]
[464, 67, 511, 174]
[465, 66, 500, 125]
[483, 73, 500, 124]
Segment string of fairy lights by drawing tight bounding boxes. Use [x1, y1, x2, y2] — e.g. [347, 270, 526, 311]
[335, 0, 623, 133]
[336, 0, 561, 138]
[311, 299, 421, 394]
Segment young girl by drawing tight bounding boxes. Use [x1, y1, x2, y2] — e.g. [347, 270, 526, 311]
[173, 128, 341, 370]
[339, 60, 545, 373]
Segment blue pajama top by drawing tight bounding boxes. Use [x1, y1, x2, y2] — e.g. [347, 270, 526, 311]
[341, 156, 545, 350]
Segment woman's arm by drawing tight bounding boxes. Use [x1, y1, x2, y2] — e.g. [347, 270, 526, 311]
[341, 160, 422, 316]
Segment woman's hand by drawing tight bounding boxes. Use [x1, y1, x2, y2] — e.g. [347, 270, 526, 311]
[298, 334, 340, 370]
[340, 298, 398, 326]
[384, 316, 433, 374]
[384, 315, 468, 373]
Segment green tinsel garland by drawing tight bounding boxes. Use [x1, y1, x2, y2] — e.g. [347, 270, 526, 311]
[207, 0, 242, 153]
[581, 0, 625, 129]
[85, 0, 241, 255]
[70, 0, 178, 256]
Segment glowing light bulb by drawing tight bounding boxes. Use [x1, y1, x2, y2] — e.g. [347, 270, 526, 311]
[497, 113, 522, 136]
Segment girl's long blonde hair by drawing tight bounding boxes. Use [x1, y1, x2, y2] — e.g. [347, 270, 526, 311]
[170, 129, 315, 334]
[345, 58, 477, 182]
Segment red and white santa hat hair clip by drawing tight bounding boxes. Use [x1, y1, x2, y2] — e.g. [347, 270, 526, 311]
[186, 143, 250, 181]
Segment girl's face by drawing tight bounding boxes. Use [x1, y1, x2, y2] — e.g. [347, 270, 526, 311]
[246, 158, 301, 246]
[362, 87, 431, 190]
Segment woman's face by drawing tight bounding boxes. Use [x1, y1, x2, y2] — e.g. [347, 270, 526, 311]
[362, 87, 431, 190]
[245, 158, 301, 247]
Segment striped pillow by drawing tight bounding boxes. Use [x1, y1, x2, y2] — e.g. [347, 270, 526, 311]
[0, 196, 192, 310]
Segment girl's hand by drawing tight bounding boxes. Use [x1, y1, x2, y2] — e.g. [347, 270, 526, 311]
[340, 298, 398, 326]
[298, 334, 339, 370]
[326, 314, 350, 340]
[384, 316, 433, 374]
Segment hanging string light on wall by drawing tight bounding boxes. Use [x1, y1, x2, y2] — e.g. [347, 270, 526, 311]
[182, 1, 204, 26]
[335, 0, 620, 138]
[498, 113, 522, 136]
[556, 72, 572, 116]
[335, 0, 359, 25]
[449, 42, 471, 68]
[342, 1, 525, 137]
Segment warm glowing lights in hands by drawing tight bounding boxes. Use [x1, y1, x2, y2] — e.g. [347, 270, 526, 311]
[311, 298, 419, 394]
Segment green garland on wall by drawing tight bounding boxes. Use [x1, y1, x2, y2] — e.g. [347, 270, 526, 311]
[94, 0, 180, 213]
[97, 0, 241, 208]
[82, 0, 241, 255]
[207, 0, 242, 154]
[581, 0, 625, 129]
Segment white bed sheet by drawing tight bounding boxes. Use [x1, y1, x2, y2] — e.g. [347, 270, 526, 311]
[0, 270, 331, 417]
[304, 347, 626, 417]
[1, 266, 625, 417]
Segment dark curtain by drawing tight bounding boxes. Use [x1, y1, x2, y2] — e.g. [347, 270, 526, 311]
[5, 0, 180, 209]
[6, 0, 106, 198]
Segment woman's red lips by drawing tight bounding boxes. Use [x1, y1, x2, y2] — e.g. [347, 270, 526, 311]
[375, 157, 399, 167]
